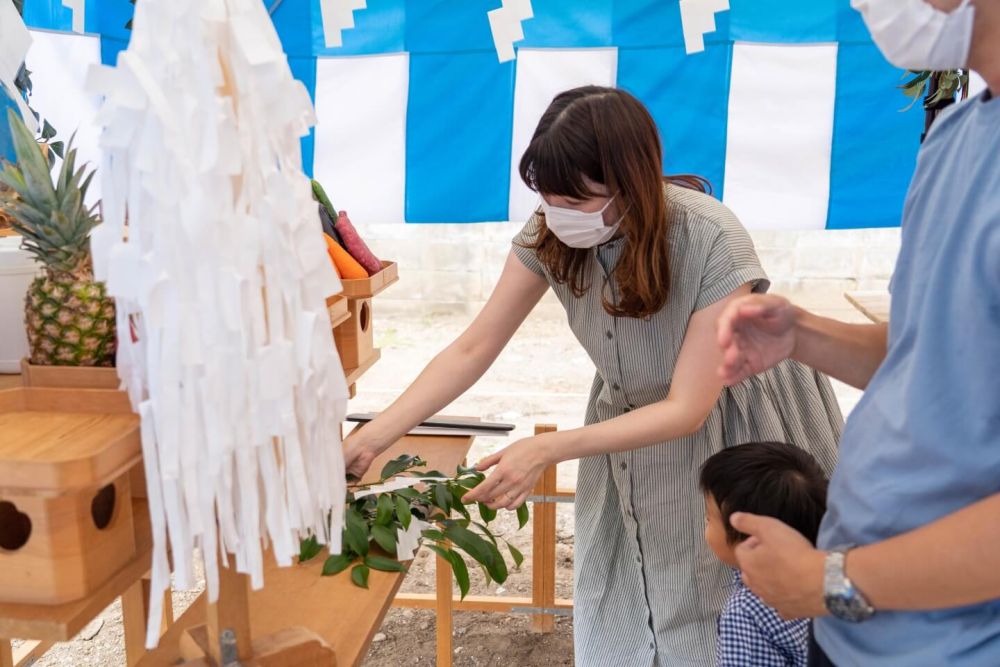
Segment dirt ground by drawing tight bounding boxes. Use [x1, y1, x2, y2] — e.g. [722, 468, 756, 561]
[13, 299, 863, 666]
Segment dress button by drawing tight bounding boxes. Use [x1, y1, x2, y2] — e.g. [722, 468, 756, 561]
[649, 642, 655, 650]
[612, 383, 621, 391]
[624, 407, 631, 413]
[605, 330, 613, 339]
[620, 461, 627, 471]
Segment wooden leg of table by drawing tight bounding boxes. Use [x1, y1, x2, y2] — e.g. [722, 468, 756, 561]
[123, 579, 149, 667]
[142, 576, 174, 631]
[1, 640, 13, 667]
[531, 424, 558, 634]
[10, 640, 54, 667]
[206, 557, 253, 664]
[435, 548, 453, 667]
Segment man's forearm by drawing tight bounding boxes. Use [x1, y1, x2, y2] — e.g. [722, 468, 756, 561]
[847, 493, 1000, 610]
[792, 309, 888, 389]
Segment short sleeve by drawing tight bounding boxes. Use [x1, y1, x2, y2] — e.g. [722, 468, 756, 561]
[695, 220, 769, 311]
[511, 214, 546, 276]
[716, 606, 792, 667]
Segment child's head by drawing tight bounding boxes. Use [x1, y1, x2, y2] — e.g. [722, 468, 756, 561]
[699, 442, 828, 568]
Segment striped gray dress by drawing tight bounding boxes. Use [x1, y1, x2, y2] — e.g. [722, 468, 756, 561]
[512, 184, 842, 666]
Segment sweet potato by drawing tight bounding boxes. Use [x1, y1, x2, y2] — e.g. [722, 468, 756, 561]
[324, 232, 367, 279]
[318, 204, 346, 248]
[334, 211, 382, 275]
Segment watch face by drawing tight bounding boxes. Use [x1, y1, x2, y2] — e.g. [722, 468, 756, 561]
[826, 591, 874, 623]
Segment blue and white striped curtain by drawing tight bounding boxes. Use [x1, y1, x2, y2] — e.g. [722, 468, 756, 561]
[9, 0, 963, 229]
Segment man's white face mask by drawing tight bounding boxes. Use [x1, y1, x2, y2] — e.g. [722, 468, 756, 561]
[851, 0, 976, 71]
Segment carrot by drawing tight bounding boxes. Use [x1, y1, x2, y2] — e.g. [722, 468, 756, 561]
[324, 232, 367, 279]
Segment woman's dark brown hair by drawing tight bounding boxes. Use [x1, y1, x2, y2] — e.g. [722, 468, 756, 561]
[517, 85, 708, 319]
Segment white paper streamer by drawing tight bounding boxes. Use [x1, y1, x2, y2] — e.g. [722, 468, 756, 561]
[319, 0, 367, 48]
[488, 0, 534, 63]
[0, 0, 36, 132]
[61, 0, 86, 34]
[87, 0, 349, 647]
[679, 0, 730, 54]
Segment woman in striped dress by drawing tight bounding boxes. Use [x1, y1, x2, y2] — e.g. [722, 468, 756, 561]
[345, 86, 841, 666]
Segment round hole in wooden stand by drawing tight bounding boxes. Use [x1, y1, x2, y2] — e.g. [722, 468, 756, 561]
[360, 301, 371, 333]
[91, 483, 117, 530]
[0, 500, 32, 551]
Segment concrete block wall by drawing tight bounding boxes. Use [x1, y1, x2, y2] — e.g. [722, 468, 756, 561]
[361, 223, 901, 318]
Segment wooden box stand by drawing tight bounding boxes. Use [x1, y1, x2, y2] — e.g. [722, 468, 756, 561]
[0, 387, 141, 605]
[332, 262, 397, 373]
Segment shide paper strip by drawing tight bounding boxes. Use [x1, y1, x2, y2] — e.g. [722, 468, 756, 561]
[0, 0, 36, 131]
[87, 0, 349, 648]
[488, 0, 534, 63]
[679, 0, 730, 54]
[319, 0, 368, 49]
[61, 0, 86, 34]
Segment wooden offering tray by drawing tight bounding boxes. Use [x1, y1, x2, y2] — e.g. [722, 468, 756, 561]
[0, 387, 140, 605]
[0, 387, 139, 494]
[340, 261, 398, 299]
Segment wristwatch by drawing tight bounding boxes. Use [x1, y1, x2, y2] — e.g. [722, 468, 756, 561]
[824, 546, 875, 622]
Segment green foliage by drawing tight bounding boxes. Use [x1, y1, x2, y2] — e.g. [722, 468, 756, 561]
[1, 110, 100, 272]
[300, 455, 528, 598]
[899, 69, 970, 112]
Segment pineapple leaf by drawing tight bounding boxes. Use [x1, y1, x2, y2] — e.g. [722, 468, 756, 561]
[6, 109, 56, 203]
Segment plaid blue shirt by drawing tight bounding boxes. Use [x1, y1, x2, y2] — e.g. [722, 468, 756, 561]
[716, 571, 809, 667]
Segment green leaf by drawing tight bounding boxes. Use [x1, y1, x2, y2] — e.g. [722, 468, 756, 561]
[365, 555, 406, 573]
[477, 502, 497, 523]
[395, 496, 412, 530]
[322, 553, 355, 576]
[48, 141, 64, 159]
[421, 528, 446, 542]
[395, 487, 421, 500]
[473, 522, 499, 547]
[449, 552, 471, 599]
[380, 454, 421, 481]
[41, 120, 56, 140]
[371, 524, 398, 556]
[450, 486, 470, 520]
[345, 507, 370, 557]
[516, 503, 530, 530]
[434, 483, 454, 513]
[457, 476, 481, 489]
[444, 524, 507, 584]
[299, 535, 322, 563]
[350, 564, 370, 589]
[507, 543, 524, 569]
[422, 470, 448, 478]
[376, 494, 394, 526]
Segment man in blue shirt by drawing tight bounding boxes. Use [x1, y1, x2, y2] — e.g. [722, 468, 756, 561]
[714, 0, 1000, 665]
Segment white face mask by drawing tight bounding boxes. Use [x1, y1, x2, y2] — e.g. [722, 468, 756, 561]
[852, 0, 975, 71]
[540, 195, 620, 249]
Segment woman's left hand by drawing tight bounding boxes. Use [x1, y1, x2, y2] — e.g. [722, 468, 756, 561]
[463, 435, 552, 510]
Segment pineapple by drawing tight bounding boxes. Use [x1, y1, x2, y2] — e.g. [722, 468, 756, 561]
[0, 109, 115, 366]
[0, 182, 14, 231]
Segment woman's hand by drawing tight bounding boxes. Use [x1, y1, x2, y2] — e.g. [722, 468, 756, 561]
[463, 436, 553, 510]
[716, 294, 799, 386]
[343, 431, 380, 481]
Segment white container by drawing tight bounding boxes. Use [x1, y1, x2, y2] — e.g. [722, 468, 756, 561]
[0, 236, 40, 373]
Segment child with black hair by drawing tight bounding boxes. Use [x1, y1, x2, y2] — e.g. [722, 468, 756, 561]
[699, 442, 829, 667]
